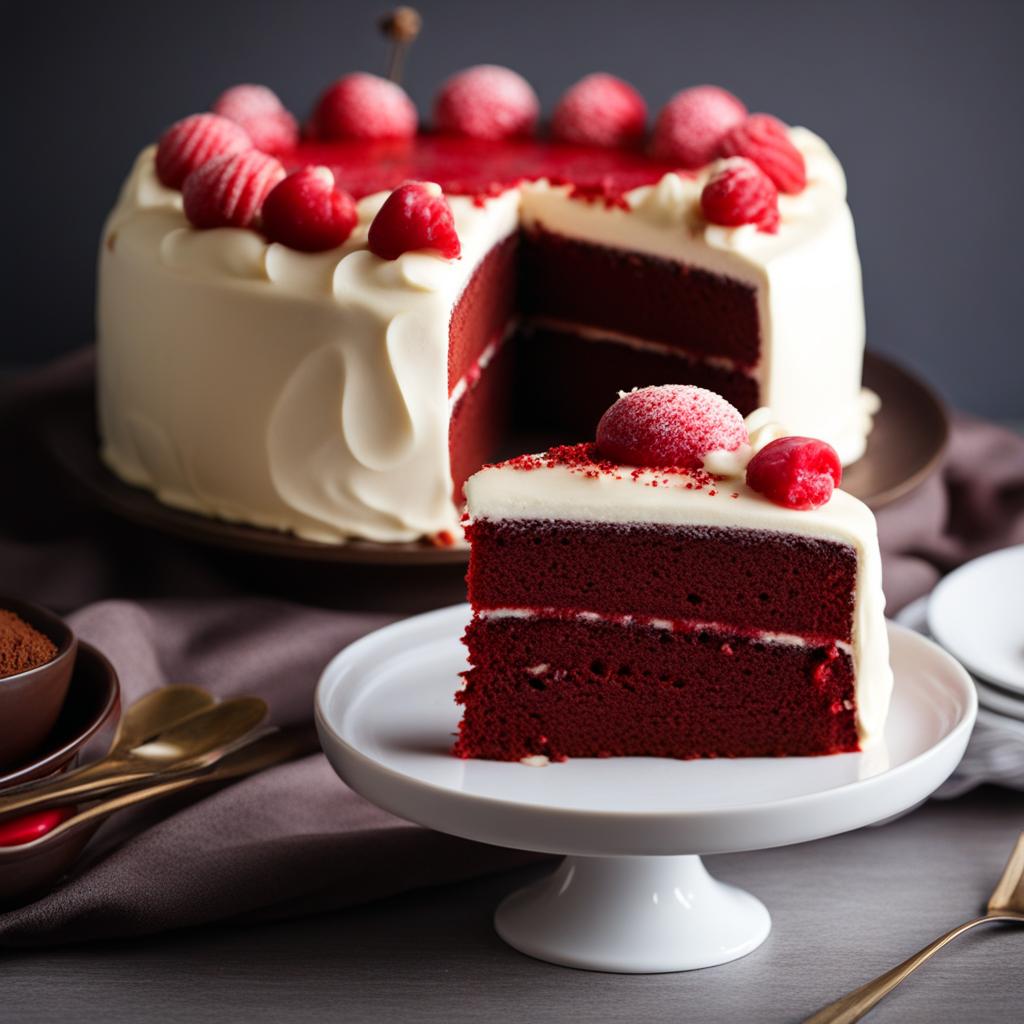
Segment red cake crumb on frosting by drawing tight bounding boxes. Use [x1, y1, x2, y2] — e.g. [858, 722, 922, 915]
[596, 385, 748, 468]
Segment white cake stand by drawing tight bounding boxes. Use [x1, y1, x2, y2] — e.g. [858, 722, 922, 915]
[315, 605, 976, 974]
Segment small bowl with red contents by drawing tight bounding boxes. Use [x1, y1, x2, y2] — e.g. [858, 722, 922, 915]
[0, 597, 79, 769]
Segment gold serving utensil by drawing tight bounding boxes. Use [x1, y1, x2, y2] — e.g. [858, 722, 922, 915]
[805, 833, 1024, 1023]
[0, 694, 269, 819]
[9, 726, 320, 852]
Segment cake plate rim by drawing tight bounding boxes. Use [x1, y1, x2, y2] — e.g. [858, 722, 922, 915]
[44, 350, 947, 567]
[314, 604, 975, 973]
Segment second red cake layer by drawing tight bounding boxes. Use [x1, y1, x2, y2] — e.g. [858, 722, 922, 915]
[456, 615, 859, 760]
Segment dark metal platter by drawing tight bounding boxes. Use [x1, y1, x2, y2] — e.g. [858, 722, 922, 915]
[43, 351, 948, 566]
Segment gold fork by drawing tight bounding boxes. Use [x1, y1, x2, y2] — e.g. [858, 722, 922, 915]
[804, 833, 1024, 1023]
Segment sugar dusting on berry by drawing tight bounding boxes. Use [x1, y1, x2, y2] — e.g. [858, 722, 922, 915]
[433, 65, 539, 141]
[596, 385, 749, 469]
[651, 85, 747, 169]
[551, 73, 647, 149]
[718, 114, 807, 195]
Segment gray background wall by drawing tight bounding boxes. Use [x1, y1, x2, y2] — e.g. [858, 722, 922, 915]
[6, 0, 1023, 418]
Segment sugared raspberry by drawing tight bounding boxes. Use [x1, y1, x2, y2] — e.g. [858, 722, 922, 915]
[551, 73, 647, 148]
[718, 114, 806, 194]
[433, 65, 539, 141]
[182, 149, 285, 229]
[701, 157, 780, 233]
[746, 437, 842, 510]
[155, 113, 251, 189]
[651, 85, 747, 169]
[310, 72, 417, 141]
[212, 84, 299, 154]
[367, 181, 461, 260]
[262, 167, 358, 252]
[596, 385, 748, 469]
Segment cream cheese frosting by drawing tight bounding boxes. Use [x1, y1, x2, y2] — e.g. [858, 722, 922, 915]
[464, 432, 893, 743]
[97, 127, 872, 545]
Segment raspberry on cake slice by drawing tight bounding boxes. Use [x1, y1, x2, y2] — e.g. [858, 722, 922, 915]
[457, 387, 892, 762]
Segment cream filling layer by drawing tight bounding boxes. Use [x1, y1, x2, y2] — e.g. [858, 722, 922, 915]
[476, 607, 855, 655]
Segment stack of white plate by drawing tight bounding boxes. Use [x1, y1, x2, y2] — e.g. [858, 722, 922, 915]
[896, 545, 1024, 795]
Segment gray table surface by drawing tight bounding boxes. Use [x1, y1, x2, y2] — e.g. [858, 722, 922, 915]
[4, 787, 1023, 1024]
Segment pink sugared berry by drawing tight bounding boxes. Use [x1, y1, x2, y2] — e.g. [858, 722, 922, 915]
[262, 167, 358, 252]
[155, 113, 251, 189]
[718, 114, 806, 194]
[367, 182, 461, 260]
[182, 149, 285, 229]
[746, 437, 842, 510]
[651, 85, 747, 169]
[433, 65, 539, 141]
[212, 84, 299, 154]
[310, 72, 417, 141]
[551, 73, 647, 148]
[701, 157, 780, 233]
[596, 385, 748, 469]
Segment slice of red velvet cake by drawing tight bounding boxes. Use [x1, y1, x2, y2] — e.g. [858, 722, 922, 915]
[457, 386, 892, 761]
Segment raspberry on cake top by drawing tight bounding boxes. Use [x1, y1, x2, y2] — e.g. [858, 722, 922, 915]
[459, 386, 892, 761]
[99, 65, 875, 546]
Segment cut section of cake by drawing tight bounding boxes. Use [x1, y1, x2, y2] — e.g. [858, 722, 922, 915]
[457, 386, 892, 761]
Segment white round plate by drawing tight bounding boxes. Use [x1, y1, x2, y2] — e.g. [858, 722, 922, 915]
[927, 545, 1024, 693]
[898, 594, 1024, 721]
[315, 605, 975, 973]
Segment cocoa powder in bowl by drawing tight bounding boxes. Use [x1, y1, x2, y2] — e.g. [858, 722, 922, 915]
[0, 598, 77, 770]
[0, 610, 58, 679]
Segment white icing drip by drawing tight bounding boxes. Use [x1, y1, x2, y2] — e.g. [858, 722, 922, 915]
[465, 462, 892, 742]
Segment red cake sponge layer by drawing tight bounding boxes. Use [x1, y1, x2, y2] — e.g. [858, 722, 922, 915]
[456, 615, 859, 760]
[519, 227, 761, 366]
[467, 519, 857, 643]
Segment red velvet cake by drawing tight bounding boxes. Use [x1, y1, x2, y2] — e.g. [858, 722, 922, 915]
[457, 387, 892, 761]
[98, 61, 874, 545]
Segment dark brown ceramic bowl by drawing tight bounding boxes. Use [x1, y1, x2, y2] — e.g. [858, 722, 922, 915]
[0, 641, 120, 790]
[0, 641, 120, 905]
[0, 597, 80, 769]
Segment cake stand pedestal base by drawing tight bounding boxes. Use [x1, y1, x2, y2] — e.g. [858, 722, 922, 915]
[495, 854, 770, 973]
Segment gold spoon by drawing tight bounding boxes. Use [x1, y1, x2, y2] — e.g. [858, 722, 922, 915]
[805, 833, 1024, 1023]
[1, 684, 217, 800]
[0, 726, 319, 854]
[0, 695, 268, 819]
